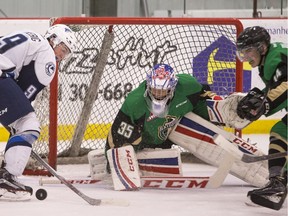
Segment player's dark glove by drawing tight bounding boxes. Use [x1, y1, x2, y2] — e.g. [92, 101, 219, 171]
[236, 88, 270, 121]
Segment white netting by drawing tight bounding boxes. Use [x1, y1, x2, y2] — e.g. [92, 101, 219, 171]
[32, 18, 242, 167]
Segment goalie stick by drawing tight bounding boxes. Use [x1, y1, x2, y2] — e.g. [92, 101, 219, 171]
[213, 134, 287, 163]
[39, 153, 235, 189]
[31, 151, 129, 206]
[39, 176, 222, 189]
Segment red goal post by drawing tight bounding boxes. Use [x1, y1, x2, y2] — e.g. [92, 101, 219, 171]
[25, 17, 243, 175]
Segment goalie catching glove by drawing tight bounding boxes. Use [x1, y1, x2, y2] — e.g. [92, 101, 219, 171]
[206, 93, 251, 129]
[237, 87, 270, 121]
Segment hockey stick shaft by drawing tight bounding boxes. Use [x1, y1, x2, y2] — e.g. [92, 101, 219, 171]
[213, 134, 287, 163]
[206, 151, 235, 188]
[241, 151, 287, 163]
[31, 151, 100, 205]
[31, 151, 128, 206]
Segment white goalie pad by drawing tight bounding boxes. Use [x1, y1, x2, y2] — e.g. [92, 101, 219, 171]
[136, 148, 183, 177]
[168, 112, 269, 188]
[88, 147, 183, 180]
[88, 147, 183, 187]
[107, 145, 141, 191]
[88, 149, 109, 181]
[206, 93, 251, 129]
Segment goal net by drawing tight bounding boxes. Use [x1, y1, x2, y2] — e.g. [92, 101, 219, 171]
[25, 17, 243, 175]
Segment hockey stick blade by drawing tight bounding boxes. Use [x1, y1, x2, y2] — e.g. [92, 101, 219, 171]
[40, 176, 226, 189]
[40, 162, 231, 190]
[213, 134, 287, 163]
[40, 176, 215, 189]
[31, 151, 129, 206]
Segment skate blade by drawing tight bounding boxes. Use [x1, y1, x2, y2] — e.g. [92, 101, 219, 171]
[0, 189, 31, 201]
[245, 196, 260, 207]
[250, 193, 286, 210]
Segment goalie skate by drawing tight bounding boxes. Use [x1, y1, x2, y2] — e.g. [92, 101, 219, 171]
[247, 176, 287, 210]
[0, 168, 33, 201]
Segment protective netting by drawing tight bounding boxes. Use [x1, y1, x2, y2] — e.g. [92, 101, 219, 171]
[32, 19, 242, 166]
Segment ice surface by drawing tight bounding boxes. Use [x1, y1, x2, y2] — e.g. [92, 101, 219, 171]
[0, 135, 287, 216]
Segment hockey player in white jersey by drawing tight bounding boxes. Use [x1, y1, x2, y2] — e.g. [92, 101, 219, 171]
[0, 24, 77, 201]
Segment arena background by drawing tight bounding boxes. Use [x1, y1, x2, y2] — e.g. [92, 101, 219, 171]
[0, 17, 286, 141]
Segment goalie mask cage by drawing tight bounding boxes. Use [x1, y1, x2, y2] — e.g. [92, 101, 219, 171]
[25, 17, 243, 175]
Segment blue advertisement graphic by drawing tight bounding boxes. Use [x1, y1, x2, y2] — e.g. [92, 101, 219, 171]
[192, 36, 251, 95]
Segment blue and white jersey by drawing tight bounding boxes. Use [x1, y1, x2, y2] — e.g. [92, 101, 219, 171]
[0, 30, 56, 101]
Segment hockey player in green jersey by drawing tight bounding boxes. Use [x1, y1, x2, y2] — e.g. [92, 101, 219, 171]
[105, 63, 211, 152]
[88, 63, 269, 191]
[236, 26, 287, 210]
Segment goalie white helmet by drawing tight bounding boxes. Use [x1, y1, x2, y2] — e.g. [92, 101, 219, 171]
[144, 64, 178, 117]
[44, 24, 78, 60]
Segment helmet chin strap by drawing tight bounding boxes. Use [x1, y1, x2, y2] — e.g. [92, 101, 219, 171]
[49, 40, 60, 62]
[257, 43, 268, 66]
[258, 55, 265, 67]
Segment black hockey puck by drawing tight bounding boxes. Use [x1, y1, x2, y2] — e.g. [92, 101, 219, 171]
[35, 188, 47, 200]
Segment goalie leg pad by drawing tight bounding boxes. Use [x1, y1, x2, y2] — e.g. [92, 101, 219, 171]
[169, 112, 269, 187]
[136, 148, 183, 177]
[107, 145, 141, 191]
[88, 148, 183, 182]
[88, 149, 109, 180]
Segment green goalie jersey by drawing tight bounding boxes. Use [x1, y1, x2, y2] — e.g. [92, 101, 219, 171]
[106, 74, 210, 152]
[259, 42, 287, 116]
